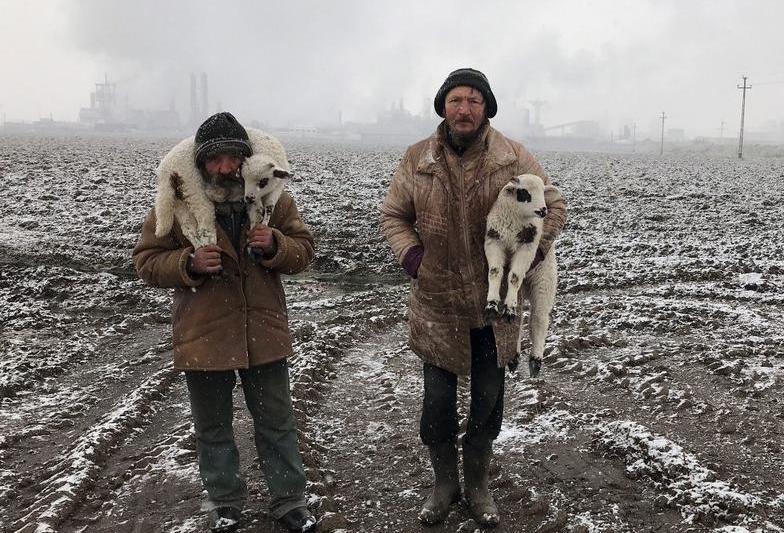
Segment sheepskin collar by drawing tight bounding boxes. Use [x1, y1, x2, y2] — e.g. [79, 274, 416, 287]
[154, 128, 289, 249]
[416, 122, 517, 176]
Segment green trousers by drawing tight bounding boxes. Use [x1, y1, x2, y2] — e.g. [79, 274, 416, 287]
[185, 359, 307, 519]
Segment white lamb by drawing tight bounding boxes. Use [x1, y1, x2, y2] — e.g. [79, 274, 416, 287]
[484, 174, 559, 377]
[154, 128, 291, 248]
[242, 152, 291, 227]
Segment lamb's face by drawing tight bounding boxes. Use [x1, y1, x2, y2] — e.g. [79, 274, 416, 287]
[242, 155, 291, 205]
[503, 174, 547, 218]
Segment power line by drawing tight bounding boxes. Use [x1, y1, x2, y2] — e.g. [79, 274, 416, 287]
[750, 80, 784, 86]
[737, 76, 751, 160]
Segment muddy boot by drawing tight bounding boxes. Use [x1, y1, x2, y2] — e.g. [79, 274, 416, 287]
[463, 440, 500, 528]
[418, 441, 461, 525]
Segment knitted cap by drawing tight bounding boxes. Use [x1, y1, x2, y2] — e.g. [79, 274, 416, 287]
[434, 68, 497, 118]
[194, 112, 253, 167]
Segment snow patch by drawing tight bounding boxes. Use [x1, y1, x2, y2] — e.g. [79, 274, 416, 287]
[595, 421, 762, 522]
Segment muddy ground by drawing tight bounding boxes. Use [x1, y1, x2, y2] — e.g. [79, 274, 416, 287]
[0, 134, 782, 532]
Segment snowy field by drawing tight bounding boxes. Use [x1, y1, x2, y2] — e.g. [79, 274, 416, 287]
[0, 134, 782, 532]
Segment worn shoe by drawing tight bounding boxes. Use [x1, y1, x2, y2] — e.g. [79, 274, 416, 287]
[418, 441, 461, 526]
[463, 441, 500, 528]
[278, 506, 317, 532]
[208, 506, 242, 532]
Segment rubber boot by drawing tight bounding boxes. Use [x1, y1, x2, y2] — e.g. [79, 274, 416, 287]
[418, 441, 461, 525]
[463, 440, 500, 528]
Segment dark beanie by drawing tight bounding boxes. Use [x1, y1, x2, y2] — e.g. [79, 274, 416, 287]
[194, 112, 253, 167]
[434, 68, 497, 119]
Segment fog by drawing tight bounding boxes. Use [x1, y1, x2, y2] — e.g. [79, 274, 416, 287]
[1, 0, 783, 139]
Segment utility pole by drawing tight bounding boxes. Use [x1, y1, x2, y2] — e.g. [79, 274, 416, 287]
[659, 111, 667, 155]
[737, 76, 751, 159]
[719, 119, 726, 139]
[632, 122, 637, 153]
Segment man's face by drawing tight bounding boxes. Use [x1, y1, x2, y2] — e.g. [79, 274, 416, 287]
[444, 86, 486, 138]
[204, 153, 243, 181]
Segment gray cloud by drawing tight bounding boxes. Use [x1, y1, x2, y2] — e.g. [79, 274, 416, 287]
[2, 0, 782, 138]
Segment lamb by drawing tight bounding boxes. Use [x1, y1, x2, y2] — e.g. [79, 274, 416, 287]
[154, 128, 291, 248]
[242, 152, 291, 227]
[484, 174, 559, 377]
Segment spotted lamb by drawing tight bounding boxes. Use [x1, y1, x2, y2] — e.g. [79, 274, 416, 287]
[484, 174, 559, 377]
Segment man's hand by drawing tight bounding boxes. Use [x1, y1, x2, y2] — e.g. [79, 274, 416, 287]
[189, 244, 223, 274]
[402, 245, 424, 278]
[247, 225, 277, 257]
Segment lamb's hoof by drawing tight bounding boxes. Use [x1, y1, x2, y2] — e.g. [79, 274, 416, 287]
[500, 307, 518, 323]
[529, 358, 542, 378]
[484, 300, 503, 321]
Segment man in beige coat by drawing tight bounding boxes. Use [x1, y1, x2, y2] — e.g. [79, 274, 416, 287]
[380, 69, 566, 527]
[134, 112, 317, 533]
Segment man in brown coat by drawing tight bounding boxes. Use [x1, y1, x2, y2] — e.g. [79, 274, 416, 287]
[380, 69, 566, 527]
[133, 112, 317, 533]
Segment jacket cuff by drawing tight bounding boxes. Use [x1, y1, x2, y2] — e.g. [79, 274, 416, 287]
[258, 228, 288, 270]
[179, 247, 205, 287]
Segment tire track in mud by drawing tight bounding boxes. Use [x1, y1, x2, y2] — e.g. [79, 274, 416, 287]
[307, 281, 782, 532]
[10, 365, 179, 533]
[531, 283, 784, 530]
[3, 138, 784, 532]
[4, 280, 407, 533]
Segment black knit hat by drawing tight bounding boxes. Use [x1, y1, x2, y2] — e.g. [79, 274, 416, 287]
[194, 112, 253, 167]
[434, 68, 497, 119]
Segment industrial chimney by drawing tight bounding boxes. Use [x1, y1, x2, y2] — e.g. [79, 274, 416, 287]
[200, 73, 208, 118]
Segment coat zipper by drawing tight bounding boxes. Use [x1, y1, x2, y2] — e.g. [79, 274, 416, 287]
[457, 160, 480, 323]
[232, 209, 251, 366]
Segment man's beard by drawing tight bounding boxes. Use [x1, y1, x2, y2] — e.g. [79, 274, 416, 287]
[447, 119, 486, 150]
[204, 170, 244, 203]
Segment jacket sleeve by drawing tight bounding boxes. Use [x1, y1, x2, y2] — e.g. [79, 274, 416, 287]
[516, 148, 567, 256]
[258, 192, 315, 275]
[379, 149, 422, 264]
[133, 209, 204, 289]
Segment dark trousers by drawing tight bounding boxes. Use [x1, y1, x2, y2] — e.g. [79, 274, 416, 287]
[419, 326, 505, 446]
[184, 360, 306, 519]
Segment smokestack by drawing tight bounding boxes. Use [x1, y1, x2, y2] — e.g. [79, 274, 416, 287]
[200, 72, 208, 118]
[190, 73, 199, 125]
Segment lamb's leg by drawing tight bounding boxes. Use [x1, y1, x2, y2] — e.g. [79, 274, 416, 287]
[261, 205, 273, 227]
[249, 200, 263, 228]
[245, 198, 265, 257]
[527, 256, 557, 378]
[261, 186, 285, 227]
[502, 246, 537, 322]
[508, 283, 531, 374]
[484, 237, 505, 319]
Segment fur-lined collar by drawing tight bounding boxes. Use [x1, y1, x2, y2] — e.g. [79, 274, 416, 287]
[154, 128, 290, 248]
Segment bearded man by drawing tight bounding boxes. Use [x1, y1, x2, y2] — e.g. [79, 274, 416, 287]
[380, 68, 567, 528]
[133, 112, 317, 533]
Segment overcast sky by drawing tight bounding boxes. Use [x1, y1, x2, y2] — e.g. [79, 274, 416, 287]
[1, 0, 782, 138]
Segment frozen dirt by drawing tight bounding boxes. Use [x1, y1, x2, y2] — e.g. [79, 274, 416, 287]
[0, 134, 782, 532]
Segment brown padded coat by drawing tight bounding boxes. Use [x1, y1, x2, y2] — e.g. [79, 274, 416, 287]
[380, 122, 567, 375]
[133, 191, 314, 371]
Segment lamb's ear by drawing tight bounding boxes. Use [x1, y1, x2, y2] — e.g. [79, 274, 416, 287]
[272, 168, 292, 179]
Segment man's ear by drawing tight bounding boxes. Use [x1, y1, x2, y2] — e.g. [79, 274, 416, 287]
[272, 168, 292, 179]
